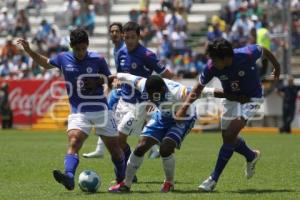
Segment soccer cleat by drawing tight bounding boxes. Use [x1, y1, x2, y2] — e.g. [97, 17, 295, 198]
[108, 181, 130, 193]
[110, 175, 138, 185]
[52, 170, 75, 190]
[160, 181, 174, 193]
[148, 149, 160, 159]
[246, 150, 261, 179]
[82, 151, 104, 158]
[198, 176, 217, 192]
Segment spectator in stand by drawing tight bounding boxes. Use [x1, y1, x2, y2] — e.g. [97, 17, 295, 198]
[257, 22, 271, 76]
[170, 25, 187, 56]
[0, 60, 13, 78]
[158, 30, 172, 60]
[139, 0, 150, 13]
[129, 9, 139, 23]
[220, 5, 235, 26]
[1, 35, 19, 62]
[207, 22, 223, 42]
[151, 10, 166, 31]
[165, 8, 186, 36]
[84, 4, 96, 36]
[229, 25, 249, 48]
[47, 28, 62, 55]
[26, 0, 45, 16]
[0, 7, 14, 36]
[232, 12, 254, 36]
[161, 0, 173, 11]
[33, 19, 52, 44]
[13, 9, 30, 38]
[139, 10, 155, 46]
[182, 0, 193, 13]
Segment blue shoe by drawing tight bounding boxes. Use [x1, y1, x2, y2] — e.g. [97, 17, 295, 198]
[53, 169, 75, 190]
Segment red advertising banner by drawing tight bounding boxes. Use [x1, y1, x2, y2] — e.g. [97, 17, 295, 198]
[0, 77, 66, 125]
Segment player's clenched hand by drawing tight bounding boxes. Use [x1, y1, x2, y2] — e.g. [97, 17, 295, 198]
[271, 68, 280, 81]
[16, 38, 31, 52]
[111, 77, 121, 88]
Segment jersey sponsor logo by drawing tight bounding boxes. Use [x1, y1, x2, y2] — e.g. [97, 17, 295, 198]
[86, 67, 93, 73]
[120, 59, 126, 66]
[230, 80, 240, 91]
[131, 62, 137, 69]
[220, 75, 229, 80]
[238, 70, 245, 77]
[65, 64, 77, 72]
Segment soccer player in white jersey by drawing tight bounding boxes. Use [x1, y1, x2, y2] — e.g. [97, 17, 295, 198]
[109, 73, 250, 193]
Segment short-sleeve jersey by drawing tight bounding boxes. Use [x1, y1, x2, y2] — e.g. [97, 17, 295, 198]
[49, 51, 111, 113]
[199, 44, 263, 98]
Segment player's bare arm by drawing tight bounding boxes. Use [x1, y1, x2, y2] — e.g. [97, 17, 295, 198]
[17, 38, 55, 70]
[175, 82, 204, 119]
[262, 47, 280, 80]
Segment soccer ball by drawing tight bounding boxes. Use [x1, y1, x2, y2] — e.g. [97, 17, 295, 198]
[78, 170, 101, 192]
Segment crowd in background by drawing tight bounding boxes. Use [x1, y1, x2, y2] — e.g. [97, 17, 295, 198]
[0, 0, 300, 80]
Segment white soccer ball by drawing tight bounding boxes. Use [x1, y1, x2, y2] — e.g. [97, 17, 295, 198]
[78, 170, 101, 192]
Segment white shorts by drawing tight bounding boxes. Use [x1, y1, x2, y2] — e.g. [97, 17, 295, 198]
[221, 98, 264, 130]
[67, 110, 118, 137]
[115, 98, 147, 135]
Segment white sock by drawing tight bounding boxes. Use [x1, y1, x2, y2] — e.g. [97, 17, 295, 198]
[95, 137, 105, 153]
[162, 154, 175, 183]
[150, 144, 159, 152]
[124, 153, 144, 187]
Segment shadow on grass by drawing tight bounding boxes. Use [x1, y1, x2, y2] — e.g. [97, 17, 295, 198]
[227, 189, 296, 194]
[136, 180, 194, 185]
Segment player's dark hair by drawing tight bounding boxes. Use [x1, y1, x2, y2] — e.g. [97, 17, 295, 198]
[123, 21, 140, 36]
[206, 38, 234, 59]
[145, 75, 166, 94]
[70, 28, 89, 45]
[109, 22, 123, 32]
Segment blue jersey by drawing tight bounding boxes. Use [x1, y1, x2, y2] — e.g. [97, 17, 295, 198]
[49, 51, 111, 113]
[199, 44, 263, 98]
[113, 40, 126, 71]
[116, 44, 167, 103]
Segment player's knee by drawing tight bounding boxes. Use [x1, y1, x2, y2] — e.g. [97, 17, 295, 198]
[133, 143, 148, 157]
[159, 145, 174, 157]
[68, 137, 83, 152]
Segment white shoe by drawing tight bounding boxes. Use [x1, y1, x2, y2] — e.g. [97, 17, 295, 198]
[198, 176, 216, 192]
[148, 149, 160, 159]
[82, 151, 104, 158]
[246, 150, 261, 179]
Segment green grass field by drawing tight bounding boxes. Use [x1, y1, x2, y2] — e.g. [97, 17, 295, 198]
[0, 130, 299, 200]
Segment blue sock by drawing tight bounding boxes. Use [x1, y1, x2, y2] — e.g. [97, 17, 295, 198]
[234, 137, 255, 162]
[211, 144, 234, 182]
[64, 154, 79, 179]
[123, 143, 132, 164]
[111, 153, 126, 183]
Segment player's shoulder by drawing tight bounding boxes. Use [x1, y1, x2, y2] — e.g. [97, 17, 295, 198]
[234, 44, 261, 55]
[87, 51, 106, 61]
[138, 44, 157, 58]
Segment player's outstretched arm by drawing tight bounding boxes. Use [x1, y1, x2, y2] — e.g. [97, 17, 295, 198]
[214, 88, 251, 104]
[176, 82, 204, 119]
[262, 47, 280, 80]
[17, 38, 54, 70]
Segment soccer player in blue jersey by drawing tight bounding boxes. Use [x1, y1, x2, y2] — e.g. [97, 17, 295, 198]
[83, 22, 126, 159]
[108, 73, 250, 193]
[175, 38, 281, 191]
[17, 28, 126, 191]
[105, 21, 174, 189]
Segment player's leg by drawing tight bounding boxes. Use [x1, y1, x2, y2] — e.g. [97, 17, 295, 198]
[82, 137, 105, 158]
[53, 113, 91, 190]
[161, 117, 196, 192]
[94, 110, 126, 186]
[109, 116, 164, 192]
[53, 129, 88, 190]
[159, 138, 176, 192]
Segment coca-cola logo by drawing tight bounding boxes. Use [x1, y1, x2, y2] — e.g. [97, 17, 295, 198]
[9, 80, 66, 117]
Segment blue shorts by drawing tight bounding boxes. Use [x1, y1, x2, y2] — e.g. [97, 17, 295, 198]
[108, 89, 121, 111]
[141, 112, 196, 149]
